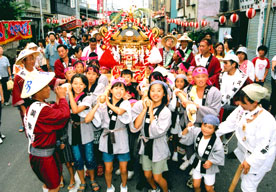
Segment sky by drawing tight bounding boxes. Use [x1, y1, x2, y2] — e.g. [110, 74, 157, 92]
[86, 0, 146, 11]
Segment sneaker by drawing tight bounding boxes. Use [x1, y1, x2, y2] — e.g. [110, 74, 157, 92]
[0, 134, 5, 139]
[127, 171, 134, 180]
[120, 184, 128, 192]
[106, 184, 115, 192]
[179, 160, 189, 171]
[172, 152, 178, 162]
[148, 187, 161, 192]
[4, 102, 10, 106]
[0, 138, 3, 144]
[186, 177, 193, 189]
[189, 168, 194, 176]
[223, 143, 228, 154]
[115, 168, 121, 175]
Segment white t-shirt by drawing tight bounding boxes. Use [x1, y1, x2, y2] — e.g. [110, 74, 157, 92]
[195, 54, 209, 67]
[220, 71, 237, 98]
[195, 137, 210, 171]
[252, 57, 270, 80]
[271, 56, 276, 80]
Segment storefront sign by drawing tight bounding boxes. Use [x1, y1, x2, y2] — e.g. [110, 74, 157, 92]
[0, 20, 32, 45]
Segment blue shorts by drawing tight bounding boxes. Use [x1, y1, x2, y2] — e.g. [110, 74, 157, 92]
[102, 152, 130, 162]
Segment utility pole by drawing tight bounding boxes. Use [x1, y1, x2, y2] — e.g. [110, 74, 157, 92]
[164, 0, 168, 34]
[86, 0, 88, 19]
[39, 0, 44, 38]
[75, 0, 80, 36]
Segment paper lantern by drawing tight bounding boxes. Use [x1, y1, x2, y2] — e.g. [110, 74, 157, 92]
[71, 16, 75, 20]
[62, 18, 65, 23]
[194, 22, 199, 29]
[246, 8, 256, 19]
[181, 22, 184, 27]
[230, 13, 239, 23]
[46, 18, 51, 24]
[88, 21, 92, 26]
[189, 21, 194, 27]
[201, 20, 208, 27]
[84, 21, 88, 27]
[184, 21, 188, 27]
[219, 15, 226, 24]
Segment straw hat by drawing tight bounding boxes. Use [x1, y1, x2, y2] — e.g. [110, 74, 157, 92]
[21, 72, 55, 99]
[15, 49, 40, 65]
[178, 33, 192, 42]
[161, 35, 177, 47]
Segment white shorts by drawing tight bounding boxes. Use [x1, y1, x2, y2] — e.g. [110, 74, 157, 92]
[241, 171, 267, 192]
[193, 169, 216, 186]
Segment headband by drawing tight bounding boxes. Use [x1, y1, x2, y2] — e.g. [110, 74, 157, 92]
[192, 67, 209, 77]
[150, 80, 168, 91]
[175, 74, 187, 81]
[73, 61, 86, 67]
[111, 77, 126, 86]
[188, 66, 195, 72]
[64, 66, 75, 73]
[178, 63, 188, 72]
[87, 66, 99, 74]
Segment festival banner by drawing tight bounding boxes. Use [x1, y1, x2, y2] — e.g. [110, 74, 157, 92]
[97, 0, 103, 13]
[0, 20, 32, 45]
[59, 19, 82, 31]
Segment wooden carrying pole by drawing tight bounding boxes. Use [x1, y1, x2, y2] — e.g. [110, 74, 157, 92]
[228, 164, 243, 192]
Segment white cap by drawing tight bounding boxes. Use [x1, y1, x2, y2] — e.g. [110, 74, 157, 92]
[236, 47, 247, 55]
[224, 34, 232, 39]
[26, 42, 38, 49]
[15, 49, 40, 65]
[242, 83, 268, 102]
[153, 66, 168, 77]
[21, 71, 55, 98]
[222, 54, 240, 64]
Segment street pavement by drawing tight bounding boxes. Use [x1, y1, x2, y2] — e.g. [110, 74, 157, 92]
[0, 100, 276, 192]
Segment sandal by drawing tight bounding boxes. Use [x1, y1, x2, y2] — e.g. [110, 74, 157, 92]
[97, 164, 104, 176]
[77, 183, 86, 192]
[91, 180, 100, 192]
[59, 180, 64, 188]
[67, 182, 75, 190]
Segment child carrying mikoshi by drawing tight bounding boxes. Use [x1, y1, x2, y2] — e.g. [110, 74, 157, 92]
[179, 114, 224, 192]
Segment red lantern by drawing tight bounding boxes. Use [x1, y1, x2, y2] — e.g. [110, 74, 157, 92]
[46, 18, 51, 24]
[84, 21, 88, 27]
[181, 22, 184, 27]
[62, 18, 65, 23]
[189, 21, 194, 27]
[219, 15, 226, 24]
[184, 21, 188, 27]
[88, 21, 92, 26]
[71, 16, 75, 20]
[230, 13, 239, 23]
[201, 20, 208, 27]
[194, 22, 199, 29]
[246, 8, 256, 19]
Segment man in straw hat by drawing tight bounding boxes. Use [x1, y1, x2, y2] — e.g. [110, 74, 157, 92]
[22, 71, 70, 192]
[12, 49, 63, 132]
[159, 35, 177, 68]
[217, 83, 276, 192]
[177, 33, 194, 64]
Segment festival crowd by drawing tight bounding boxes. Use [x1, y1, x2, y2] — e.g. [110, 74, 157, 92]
[0, 25, 276, 192]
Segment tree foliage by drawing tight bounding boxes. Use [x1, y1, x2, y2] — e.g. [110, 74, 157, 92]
[188, 27, 217, 43]
[0, 0, 28, 20]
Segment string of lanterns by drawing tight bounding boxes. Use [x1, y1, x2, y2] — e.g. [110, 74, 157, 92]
[166, 17, 209, 28]
[46, 16, 77, 25]
[219, 8, 257, 24]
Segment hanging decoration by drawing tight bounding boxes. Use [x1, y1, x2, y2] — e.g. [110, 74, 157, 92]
[219, 15, 226, 24]
[194, 21, 199, 29]
[201, 20, 208, 27]
[246, 8, 256, 19]
[230, 13, 239, 23]
[46, 18, 51, 24]
[189, 21, 194, 27]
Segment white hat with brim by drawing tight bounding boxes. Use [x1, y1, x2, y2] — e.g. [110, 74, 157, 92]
[222, 53, 240, 64]
[178, 33, 192, 42]
[161, 35, 177, 47]
[27, 42, 38, 49]
[242, 83, 268, 102]
[15, 49, 40, 65]
[21, 72, 55, 99]
[236, 47, 248, 55]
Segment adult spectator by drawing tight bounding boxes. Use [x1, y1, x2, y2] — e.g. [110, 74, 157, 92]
[191, 38, 222, 88]
[58, 30, 71, 48]
[214, 42, 225, 70]
[69, 35, 79, 57]
[37, 39, 48, 71]
[54, 44, 76, 79]
[236, 47, 255, 81]
[45, 33, 60, 71]
[80, 34, 89, 49]
[252, 45, 270, 86]
[82, 37, 103, 61]
[0, 45, 12, 105]
[224, 38, 235, 55]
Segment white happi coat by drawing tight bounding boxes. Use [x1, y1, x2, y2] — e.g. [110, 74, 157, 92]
[92, 100, 132, 154]
[217, 106, 276, 174]
[130, 100, 171, 162]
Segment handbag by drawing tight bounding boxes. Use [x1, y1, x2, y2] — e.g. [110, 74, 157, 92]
[7, 80, 14, 90]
